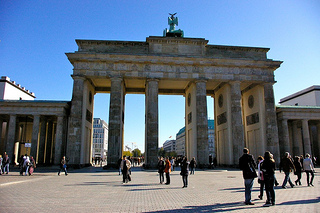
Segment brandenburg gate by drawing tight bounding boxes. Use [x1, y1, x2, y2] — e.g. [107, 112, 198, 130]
[66, 41, 282, 167]
[66, 15, 282, 168]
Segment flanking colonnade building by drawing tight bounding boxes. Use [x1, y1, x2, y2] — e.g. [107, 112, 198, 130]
[1, 32, 318, 168]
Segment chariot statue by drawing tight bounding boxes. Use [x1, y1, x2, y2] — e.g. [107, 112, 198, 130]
[163, 13, 184, 37]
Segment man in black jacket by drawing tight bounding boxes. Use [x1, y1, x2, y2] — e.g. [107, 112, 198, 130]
[239, 148, 257, 205]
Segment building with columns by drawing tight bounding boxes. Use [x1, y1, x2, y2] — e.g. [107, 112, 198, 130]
[65, 35, 282, 168]
[277, 85, 320, 160]
[0, 77, 69, 165]
[0, 34, 285, 168]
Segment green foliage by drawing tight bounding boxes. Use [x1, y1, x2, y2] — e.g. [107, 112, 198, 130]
[122, 150, 132, 157]
[167, 151, 177, 157]
[132, 148, 142, 157]
[158, 147, 166, 157]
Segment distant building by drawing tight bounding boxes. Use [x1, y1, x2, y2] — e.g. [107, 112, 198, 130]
[277, 85, 320, 159]
[175, 119, 215, 157]
[208, 119, 215, 157]
[163, 139, 176, 153]
[279, 85, 320, 106]
[0, 76, 35, 100]
[92, 118, 108, 161]
[176, 127, 185, 156]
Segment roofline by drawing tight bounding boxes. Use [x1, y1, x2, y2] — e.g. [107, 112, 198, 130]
[279, 85, 320, 104]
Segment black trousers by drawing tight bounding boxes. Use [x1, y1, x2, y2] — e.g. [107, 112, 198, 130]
[159, 172, 164, 183]
[165, 172, 170, 184]
[182, 175, 188, 186]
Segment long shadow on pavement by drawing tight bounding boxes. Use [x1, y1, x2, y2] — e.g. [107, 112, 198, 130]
[277, 197, 320, 206]
[149, 201, 262, 212]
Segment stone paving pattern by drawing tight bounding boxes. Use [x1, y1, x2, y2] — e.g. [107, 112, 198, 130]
[0, 166, 319, 213]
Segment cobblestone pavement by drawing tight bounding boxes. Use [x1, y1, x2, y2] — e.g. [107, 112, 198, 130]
[0, 166, 319, 213]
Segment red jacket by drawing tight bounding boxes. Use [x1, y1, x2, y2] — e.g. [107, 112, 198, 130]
[164, 160, 171, 173]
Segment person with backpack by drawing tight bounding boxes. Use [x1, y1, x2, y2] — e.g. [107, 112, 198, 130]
[239, 148, 257, 205]
[157, 157, 165, 184]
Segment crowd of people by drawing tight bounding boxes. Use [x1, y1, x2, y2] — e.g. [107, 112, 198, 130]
[240, 148, 316, 207]
[1, 148, 317, 208]
[18, 154, 36, 176]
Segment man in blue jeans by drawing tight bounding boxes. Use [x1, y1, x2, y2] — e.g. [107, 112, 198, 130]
[239, 148, 257, 205]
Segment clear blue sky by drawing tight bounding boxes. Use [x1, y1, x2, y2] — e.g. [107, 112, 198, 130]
[1, 1, 319, 152]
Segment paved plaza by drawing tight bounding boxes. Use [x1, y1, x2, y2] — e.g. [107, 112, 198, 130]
[0, 166, 319, 213]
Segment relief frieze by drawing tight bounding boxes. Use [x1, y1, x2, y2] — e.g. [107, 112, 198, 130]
[73, 60, 274, 82]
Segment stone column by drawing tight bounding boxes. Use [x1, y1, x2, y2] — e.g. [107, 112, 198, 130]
[54, 116, 65, 164]
[145, 79, 159, 168]
[196, 80, 209, 165]
[230, 81, 244, 164]
[6, 114, 17, 161]
[317, 122, 320, 158]
[264, 83, 280, 162]
[107, 78, 125, 167]
[38, 117, 47, 164]
[31, 115, 40, 160]
[292, 120, 300, 156]
[67, 76, 85, 165]
[0, 118, 4, 154]
[280, 119, 290, 155]
[302, 119, 312, 155]
[45, 120, 53, 164]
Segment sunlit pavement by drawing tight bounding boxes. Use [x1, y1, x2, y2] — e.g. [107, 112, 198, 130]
[0, 166, 319, 213]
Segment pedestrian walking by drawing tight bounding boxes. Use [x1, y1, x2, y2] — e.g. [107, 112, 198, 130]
[180, 156, 189, 188]
[293, 156, 302, 185]
[164, 157, 171, 185]
[189, 157, 196, 175]
[257, 156, 265, 200]
[279, 152, 295, 188]
[23, 156, 30, 176]
[157, 157, 165, 184]
[28, 156, 36, 175]
[239, 148, 257, 205]
[303, 153, 315, 186]
[58, 156, 68, 176]
[261, 151, 276, 206]
[3, 154, 10, 174]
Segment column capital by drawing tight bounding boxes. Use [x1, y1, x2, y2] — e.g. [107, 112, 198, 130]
[229, 80, 241, 85]
[263, 81, 277, 86]
[195, 78, 207, 83]
[111, 77, 123, 81]
[71, 75, 86, 80]
[146, 78, 159, 82]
